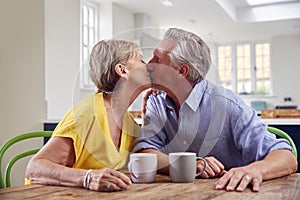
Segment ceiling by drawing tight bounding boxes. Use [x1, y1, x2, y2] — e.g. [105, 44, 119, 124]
[103, 0, 300, 43]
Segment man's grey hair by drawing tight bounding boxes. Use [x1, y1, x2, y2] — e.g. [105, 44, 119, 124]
[163, 28, 211, 83]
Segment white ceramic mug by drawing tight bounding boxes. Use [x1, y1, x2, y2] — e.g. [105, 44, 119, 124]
[128, 153, 157, 183]
[169, 152, 206, 183]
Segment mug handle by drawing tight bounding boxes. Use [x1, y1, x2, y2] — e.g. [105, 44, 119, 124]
[195, 157, 206, 177]
[128, 159, 139, 179]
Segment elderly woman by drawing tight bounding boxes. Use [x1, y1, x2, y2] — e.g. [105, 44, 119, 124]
[25, 40, 151, 192]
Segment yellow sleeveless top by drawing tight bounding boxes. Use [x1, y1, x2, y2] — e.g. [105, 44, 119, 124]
[25, 93, 140, 184]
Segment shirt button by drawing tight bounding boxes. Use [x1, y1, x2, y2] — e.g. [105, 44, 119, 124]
[183, 141, 187, 145]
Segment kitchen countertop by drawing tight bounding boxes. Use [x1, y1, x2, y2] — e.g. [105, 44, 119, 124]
[261, 118, 300, 125]
[45, 118, 300, 126]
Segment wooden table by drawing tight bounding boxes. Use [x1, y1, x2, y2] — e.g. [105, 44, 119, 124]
[1, 173, 299, 200]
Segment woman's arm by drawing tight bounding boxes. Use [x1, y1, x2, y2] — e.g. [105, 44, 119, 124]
[25, 137, 131, 191]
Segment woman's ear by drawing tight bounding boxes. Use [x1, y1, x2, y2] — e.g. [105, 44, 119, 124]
[115, 64, 128, 78]
[179, 64, 189, 77]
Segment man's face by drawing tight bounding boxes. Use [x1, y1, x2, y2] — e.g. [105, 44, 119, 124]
[147, 39, 179, 90]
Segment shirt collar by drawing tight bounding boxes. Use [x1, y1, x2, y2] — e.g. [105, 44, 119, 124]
[185, 80, 207, 112]
[164, 80, 207, 112]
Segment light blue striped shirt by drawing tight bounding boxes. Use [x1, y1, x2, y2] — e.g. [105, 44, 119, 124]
[133, 80, 292, 169]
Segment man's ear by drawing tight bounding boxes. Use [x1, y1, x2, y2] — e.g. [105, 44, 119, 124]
[115, 64, 127, 78]
[179, 64, 189, 77]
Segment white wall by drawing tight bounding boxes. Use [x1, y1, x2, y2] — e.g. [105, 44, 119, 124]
[45, 0, 81, 120]
[0, 0, 46, 186]
[271, 34, 300, 107]
[112, 3, 135, 41]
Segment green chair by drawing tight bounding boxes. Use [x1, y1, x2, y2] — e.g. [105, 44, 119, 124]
[268, 126, 298, 159]
[0, 131, 53, 188]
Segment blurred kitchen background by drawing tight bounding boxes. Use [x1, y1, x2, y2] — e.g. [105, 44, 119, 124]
[1, 0, 300, 186]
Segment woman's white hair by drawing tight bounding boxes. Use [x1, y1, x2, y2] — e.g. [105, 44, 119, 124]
[89, 40, 141, 92]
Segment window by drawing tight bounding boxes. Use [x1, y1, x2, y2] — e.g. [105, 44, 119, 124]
[217, 42, 271, 95]
[81, 1, 98, 90]
[236, 44, 251, 94]
[217, 46, 233, 90]
[255, 43, 271, 94]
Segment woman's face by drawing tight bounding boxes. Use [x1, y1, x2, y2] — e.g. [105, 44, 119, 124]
[125, 54, 151, 90]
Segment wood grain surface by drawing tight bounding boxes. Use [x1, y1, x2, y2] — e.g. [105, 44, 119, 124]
[1, 173, 299, 200]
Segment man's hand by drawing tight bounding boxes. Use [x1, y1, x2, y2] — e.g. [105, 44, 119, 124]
[197, 156, 226, 178]
[215, 165, 262, 192]
[214, 150, 297, 192]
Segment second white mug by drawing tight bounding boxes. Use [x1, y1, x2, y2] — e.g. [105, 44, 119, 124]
[169, 152, 206, 183]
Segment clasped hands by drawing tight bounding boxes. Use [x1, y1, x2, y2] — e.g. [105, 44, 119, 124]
[196, 156, 262, 192]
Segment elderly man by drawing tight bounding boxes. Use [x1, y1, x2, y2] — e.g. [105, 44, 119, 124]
[134, 28, 297, 192]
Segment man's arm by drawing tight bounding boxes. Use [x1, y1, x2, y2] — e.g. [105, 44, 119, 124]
[215, 149, 297, 192]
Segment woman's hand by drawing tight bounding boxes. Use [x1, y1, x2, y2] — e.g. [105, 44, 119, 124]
[141, 88, 160, 116]
[87, 168, 132, 192]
